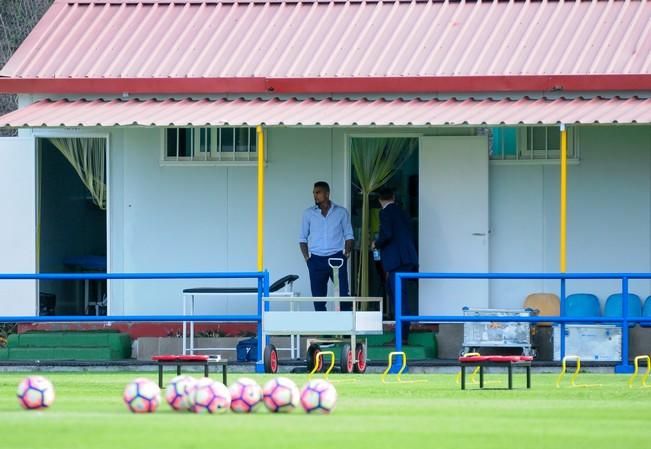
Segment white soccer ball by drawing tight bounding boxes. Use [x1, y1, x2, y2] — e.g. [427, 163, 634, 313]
[300, 379, 337, 414]
[228, 377, 263, 413]
[16, 375, 55, 410]
[262, 377, 300, 413]
[165, 375, 196, 411]
[190, 378, 231, 414]
[123, 378, 161, 413]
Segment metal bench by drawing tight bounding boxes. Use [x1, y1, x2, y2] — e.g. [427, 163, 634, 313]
[152, 355, 228, 388]
[458, 355, 532, 390]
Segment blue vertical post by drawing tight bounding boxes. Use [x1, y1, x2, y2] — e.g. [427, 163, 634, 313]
[393, 273, 405, 372]
[395, 273, 403, 352]
[255, 270, 270, 373]
[615, 276, 633, 373]
[560, 277, 566, 361]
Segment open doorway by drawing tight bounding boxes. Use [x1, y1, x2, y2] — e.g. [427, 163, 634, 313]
[349, 137, 419, 319]
[37, 137, 107, 316]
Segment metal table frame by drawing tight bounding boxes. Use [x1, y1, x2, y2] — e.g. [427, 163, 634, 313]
[459, 360, 531, 390]
[156, 358, 228, 388]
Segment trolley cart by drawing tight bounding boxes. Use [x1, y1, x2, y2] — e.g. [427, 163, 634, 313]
[462, 307, 536, 356]
[261, 296, 383, 373]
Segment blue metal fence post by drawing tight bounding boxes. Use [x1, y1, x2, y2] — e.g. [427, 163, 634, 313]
[395, 273, 403, 353]
[392, 272, 405, 372]
[615, 277, 633, 373]
[560, 277, 566, 361]
[255, 270, 269, 373]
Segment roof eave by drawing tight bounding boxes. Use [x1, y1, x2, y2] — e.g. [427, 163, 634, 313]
[0, 75, 649, 95]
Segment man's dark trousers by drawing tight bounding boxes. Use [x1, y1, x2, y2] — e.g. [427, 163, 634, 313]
[307, 251, 352, 311]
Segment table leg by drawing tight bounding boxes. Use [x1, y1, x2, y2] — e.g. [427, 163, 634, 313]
[84, 279, 90, 315]
[479, 366, 484, 388]
[508, 364, 513, 389]
[158, 364, 163, 388]
[190, 297, 195, 355]
[182, 295, 187, 355]
[461, 366, 466, 390]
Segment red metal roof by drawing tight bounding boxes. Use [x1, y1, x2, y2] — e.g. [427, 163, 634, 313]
[1, 96, 647, 127]
[2, 0, 649, 80]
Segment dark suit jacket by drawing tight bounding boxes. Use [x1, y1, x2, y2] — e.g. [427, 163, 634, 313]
[374, 202, 418, 273]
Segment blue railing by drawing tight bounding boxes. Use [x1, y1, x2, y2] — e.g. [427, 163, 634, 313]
[0, 271, 270, 370]
[395, 272, 651, 373]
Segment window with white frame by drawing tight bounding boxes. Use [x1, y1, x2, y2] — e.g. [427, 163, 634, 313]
[488, 126, 578, 161]
[163, 127, 257, 162]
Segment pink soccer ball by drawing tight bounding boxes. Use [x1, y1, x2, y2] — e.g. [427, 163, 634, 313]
[300, 379, 337, 414]
[262, 377, 300, 413]
[16, 376, 55, 410]
[165, 375, 196, 411]
[123, 378, 161, 413]
[190, 378, 231, 414]
[228, 377, 262, 413]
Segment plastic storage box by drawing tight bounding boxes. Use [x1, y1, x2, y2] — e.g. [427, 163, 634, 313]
[553, 324, 622, 361]
[462, 307, 534, 356]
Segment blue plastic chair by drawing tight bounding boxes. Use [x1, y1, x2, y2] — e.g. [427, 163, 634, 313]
[642, 296, 651, 327]
[565, 293, 601, 317]
[604, 293, 642, 327]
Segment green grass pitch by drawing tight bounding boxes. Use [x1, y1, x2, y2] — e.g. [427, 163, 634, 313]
[1, 371, 650, 449]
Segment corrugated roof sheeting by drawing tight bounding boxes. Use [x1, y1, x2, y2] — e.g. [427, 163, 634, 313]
[2, 0, 649, 79]
[1, 96, 648, 127]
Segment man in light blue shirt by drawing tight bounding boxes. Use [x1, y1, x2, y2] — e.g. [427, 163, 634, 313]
[299, 181, 354, 311]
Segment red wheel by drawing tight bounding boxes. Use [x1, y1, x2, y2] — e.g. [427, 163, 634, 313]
[263, 344, 279, 373]
[340, 343, 353, 373]
[354, 343, 367, 373]
[270, 347, 278, 373]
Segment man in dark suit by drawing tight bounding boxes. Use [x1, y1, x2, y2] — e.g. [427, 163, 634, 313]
[372, 188, 418, 344]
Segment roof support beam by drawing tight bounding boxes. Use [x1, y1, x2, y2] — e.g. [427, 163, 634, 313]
[0, 75, 649, 95]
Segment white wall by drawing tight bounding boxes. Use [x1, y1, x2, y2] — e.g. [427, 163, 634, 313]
[109, 127, 341, 314]
[0, 137, 36, 316]
[490, 125, 651, 310]
[107, 124, 651, 315]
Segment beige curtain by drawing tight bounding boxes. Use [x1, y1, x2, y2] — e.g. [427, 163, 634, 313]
[351, 137, 416, 297]
[49, 138, 106, 210]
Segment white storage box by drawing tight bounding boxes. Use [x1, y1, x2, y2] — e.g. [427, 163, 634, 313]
[553, 324, 622, 361]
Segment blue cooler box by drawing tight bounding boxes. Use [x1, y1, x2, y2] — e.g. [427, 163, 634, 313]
[236, 338, 258, 362]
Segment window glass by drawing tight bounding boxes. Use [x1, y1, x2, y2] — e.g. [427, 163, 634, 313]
[163, 127, 257, 162]
[490, 128, 517, 158]
[166, 128, 178, 158]
[546, 126, 561, 151]
[235, 128, 249, 152]
[178, 128, 192, 158]
[222, 128, 234, 153]
[249, 128, 257, 152]
[199, 128, 211, 153]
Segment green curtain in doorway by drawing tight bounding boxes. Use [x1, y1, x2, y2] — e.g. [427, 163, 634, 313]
[49, 138, 106, 210]
[351, 137, 416, 297]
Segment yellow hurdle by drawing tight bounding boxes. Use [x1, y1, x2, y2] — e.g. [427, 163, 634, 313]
[308, 351, 335, 380]
[455, 353, 481, 385]
[308, 351, 357, 383]
[556, 355, 601, 388]
[628, 355, 651, 388]
[454, 352, 502, 386]
[381, 351, 427, 384]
